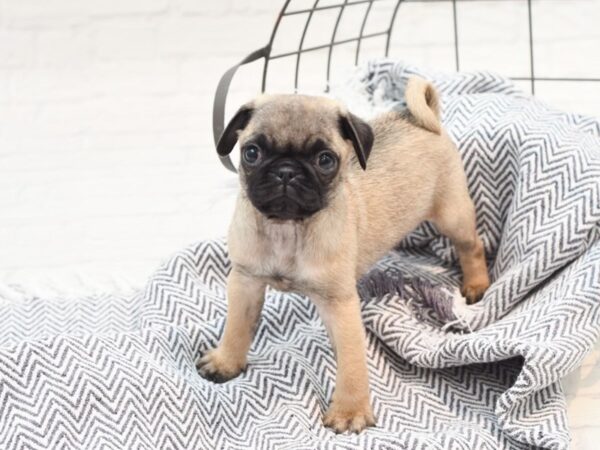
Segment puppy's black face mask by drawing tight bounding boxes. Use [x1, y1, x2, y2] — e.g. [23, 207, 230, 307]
[241, 135, 339, 221]
[215, 97, 375, 222]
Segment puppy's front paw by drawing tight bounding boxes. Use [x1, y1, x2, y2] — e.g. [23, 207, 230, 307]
[196, 348, 245, 383]
[461, 280, 489, 305]
[323, 398, 376, 433]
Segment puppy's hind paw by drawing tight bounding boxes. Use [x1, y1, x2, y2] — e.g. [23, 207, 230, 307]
[196, 348, 245, 383]
[461, 281, 489, 305]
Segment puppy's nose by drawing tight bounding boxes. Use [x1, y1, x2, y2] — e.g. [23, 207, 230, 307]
[275, 165, 298, 183]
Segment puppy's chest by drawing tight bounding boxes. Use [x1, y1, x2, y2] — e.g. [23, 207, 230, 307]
[243, 223, 314, 292]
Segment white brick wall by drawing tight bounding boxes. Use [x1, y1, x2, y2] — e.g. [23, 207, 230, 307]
[0, 30, 35, 67]
[0, 0, 300, 292]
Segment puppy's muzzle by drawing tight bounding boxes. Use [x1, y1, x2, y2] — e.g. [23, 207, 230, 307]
[251, 159, 322, 221]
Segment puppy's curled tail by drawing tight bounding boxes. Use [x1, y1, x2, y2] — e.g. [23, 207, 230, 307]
[405, 77, 442, 135]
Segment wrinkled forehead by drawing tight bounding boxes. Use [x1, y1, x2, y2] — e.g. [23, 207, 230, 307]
[240, 95, 345, 151]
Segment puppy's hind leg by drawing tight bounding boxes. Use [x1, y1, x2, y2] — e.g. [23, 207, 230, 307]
[432, 169, 490, 304]
[197, 267, 266, 382]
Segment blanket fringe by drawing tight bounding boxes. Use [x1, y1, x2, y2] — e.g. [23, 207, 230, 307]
[0, 272, 140, 303]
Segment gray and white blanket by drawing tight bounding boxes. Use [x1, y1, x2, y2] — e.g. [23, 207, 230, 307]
[1, 61, 599, 449]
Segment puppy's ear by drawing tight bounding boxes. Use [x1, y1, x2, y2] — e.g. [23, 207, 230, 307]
[217, 104, 254, 156]
[339, 112, 374, 170]
[405, 77, 441, 135]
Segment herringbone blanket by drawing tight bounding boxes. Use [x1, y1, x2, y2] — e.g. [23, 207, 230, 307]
[1, 62, 599, 450]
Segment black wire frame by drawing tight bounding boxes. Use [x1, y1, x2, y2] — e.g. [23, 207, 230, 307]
[212, 0, 600, 172]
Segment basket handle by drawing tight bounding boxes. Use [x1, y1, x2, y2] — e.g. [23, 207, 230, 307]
[212, 46, 270, 173]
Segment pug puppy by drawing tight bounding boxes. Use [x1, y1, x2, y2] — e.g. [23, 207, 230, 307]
[198, 77, 490, 433]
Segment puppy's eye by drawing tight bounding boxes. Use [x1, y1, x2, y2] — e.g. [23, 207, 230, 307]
[316, 151, 337, 172]
[243, 145, 261, 165]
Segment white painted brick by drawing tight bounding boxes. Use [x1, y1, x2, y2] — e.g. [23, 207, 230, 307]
[177, 0, 282, 16]
[230, 0, 285, 14]
[1, 0, 87, 26]
[9, 67, 88, 102]
[36, 29, 91, 67]
[85, 131, 173, 152]
[157, 17, 219, 57]
[177, 0, 233, 15]
[86, 95, 202, 133]
[0, 30, 35, 68]
[90, 61, 177, 95]
[0, 135, 84, 154]
[0, 104, 39, 140]
[92, 21, 157, 60]
[34, 102, 89, 136]
[179, 57, 234, 94]
[157, 16, 270, 57]
[90, 0, 169, 16]
[0, 70, 9, 104]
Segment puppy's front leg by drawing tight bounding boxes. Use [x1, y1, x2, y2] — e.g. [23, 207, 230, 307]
[197, 267, 265, 382]
[314, 291, 375, 433]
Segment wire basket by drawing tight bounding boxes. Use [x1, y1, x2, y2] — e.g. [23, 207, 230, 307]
[213, 0, 600, 172]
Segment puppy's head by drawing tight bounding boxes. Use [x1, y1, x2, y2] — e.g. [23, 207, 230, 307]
[216, 95, 374, 221]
